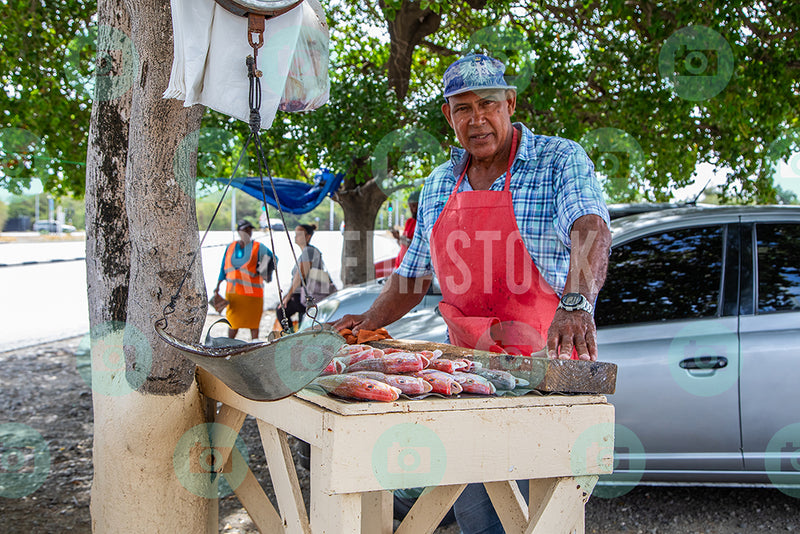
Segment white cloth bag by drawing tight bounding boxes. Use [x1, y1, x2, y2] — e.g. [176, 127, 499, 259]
[164, 0, 304, 129]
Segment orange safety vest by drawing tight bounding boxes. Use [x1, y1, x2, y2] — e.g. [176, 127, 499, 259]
[223, 241, 264, 297]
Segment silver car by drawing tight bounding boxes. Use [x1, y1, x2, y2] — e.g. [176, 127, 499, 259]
[302, 205, 800, 488]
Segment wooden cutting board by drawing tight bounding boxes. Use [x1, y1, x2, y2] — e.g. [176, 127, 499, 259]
[367, 339, 617, 395]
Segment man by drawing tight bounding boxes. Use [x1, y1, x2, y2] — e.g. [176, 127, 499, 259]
[214, 219, 275, 340]
[391, 189, 420, 269]
[334, 54, 611, 533]
[335, 53, 610, 361]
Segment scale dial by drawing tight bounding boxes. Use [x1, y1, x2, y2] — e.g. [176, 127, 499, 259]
[215, 0, 303, 17]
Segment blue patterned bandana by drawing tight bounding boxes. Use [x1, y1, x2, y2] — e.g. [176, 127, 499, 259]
[442, 54, 516, 100]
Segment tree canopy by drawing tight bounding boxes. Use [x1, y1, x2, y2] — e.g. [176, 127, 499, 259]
[2, 0, 798, 205]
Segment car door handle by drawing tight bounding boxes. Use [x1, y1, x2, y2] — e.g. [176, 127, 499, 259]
[679, 356, 728, 370]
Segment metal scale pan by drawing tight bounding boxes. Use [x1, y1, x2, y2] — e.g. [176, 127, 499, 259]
[214, 0, 303, 17]
[156, 322, 344, 401]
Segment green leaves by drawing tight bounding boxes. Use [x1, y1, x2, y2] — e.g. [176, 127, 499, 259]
[2, 0, 797, 205]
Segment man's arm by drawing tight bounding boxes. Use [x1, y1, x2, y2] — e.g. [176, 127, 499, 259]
[332, 272, 431, 333]
[547, 214, 611, 361]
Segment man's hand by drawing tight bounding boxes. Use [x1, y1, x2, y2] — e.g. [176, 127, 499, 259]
[329, 273, 431, 336]
[546, 309, 598, 361]
[548, 214, 610, 362]
[331, 314, 383, 334]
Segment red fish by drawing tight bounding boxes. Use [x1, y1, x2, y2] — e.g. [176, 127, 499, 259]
[412, 369, 463, 395]
[456, 358, 477, 372]
[428, 359, 470, 374]
[334, 344, 373, 357]
[333, 347, 384, 368]
[320, 359, 345, 376]
[311, 375, 401, 402]
[345, 352, 429, 374]
[349, 371, 433, 395]
[452, 372, 496, 395]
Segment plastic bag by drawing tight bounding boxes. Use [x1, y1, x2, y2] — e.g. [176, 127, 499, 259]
[279, 0, 330, 112]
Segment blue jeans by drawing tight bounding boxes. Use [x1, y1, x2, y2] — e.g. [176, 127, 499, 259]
[453, 481, 530, 534]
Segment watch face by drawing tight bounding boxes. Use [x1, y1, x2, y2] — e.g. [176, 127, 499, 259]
[562, 293, 583, 307]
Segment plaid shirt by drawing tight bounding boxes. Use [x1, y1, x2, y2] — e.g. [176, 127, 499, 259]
[395, 123, 609, 297]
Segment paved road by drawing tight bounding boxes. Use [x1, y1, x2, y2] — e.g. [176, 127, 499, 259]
[0, 230, 399, 351]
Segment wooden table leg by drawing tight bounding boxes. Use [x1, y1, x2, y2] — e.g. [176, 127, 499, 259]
[231, 466, 286, 533]
[361, 490, 393, 534]
[524, 477, 589, 534]
[309, 444, 362, 533]
[485, 480, 529, 534]
[257, 420, 312, 533]
[394, 484, 467, 534]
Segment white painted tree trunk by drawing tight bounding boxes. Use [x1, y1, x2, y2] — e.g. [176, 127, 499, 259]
[85, 0, 211, 531]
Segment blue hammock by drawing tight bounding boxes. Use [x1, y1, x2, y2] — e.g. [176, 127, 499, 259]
[222, 170, 344, 214]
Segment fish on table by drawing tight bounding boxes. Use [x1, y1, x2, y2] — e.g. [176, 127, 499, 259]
[311, 374, 401, 402]
[411, 369, 463, 395]
[469, 368, 516, 391]
[452, 372, 496, 395]
[348, 371, 433, 395]
[344, 352, 429, 374]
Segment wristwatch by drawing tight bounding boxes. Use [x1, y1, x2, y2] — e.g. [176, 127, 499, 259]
[557, 292, 594, 314]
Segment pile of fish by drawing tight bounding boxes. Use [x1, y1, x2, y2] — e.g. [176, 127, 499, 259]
[309, 344, 527, 402]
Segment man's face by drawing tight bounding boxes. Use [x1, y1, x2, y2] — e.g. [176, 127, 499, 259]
[441, 89, 516, 161]
[409, 202, 419, 218]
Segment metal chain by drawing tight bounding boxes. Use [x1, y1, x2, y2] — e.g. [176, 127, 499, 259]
[161, 22, 321, 334]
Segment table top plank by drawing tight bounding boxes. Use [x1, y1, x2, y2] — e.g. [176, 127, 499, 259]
[295, 389, 608, 416]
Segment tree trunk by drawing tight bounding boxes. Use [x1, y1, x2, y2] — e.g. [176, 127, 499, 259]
[85, 0, 132, 336]
[337, 171, 387, 286]
[87, 0, 210, 530]
[381, 0, 441, 100]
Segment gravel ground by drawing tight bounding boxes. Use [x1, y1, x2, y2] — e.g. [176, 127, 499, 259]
[1, 334, 798, 533]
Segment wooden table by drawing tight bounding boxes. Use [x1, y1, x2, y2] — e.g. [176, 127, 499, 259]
[196, 368, 615, 534]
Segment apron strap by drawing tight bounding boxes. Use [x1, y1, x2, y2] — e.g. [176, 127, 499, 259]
[452, 127, 519, 193]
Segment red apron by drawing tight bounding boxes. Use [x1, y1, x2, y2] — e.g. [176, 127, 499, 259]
[430, 128, 562, 355]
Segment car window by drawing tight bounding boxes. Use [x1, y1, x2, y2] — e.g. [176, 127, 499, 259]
[596, 225, 725, 327]
[756, 222, 800, 313]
